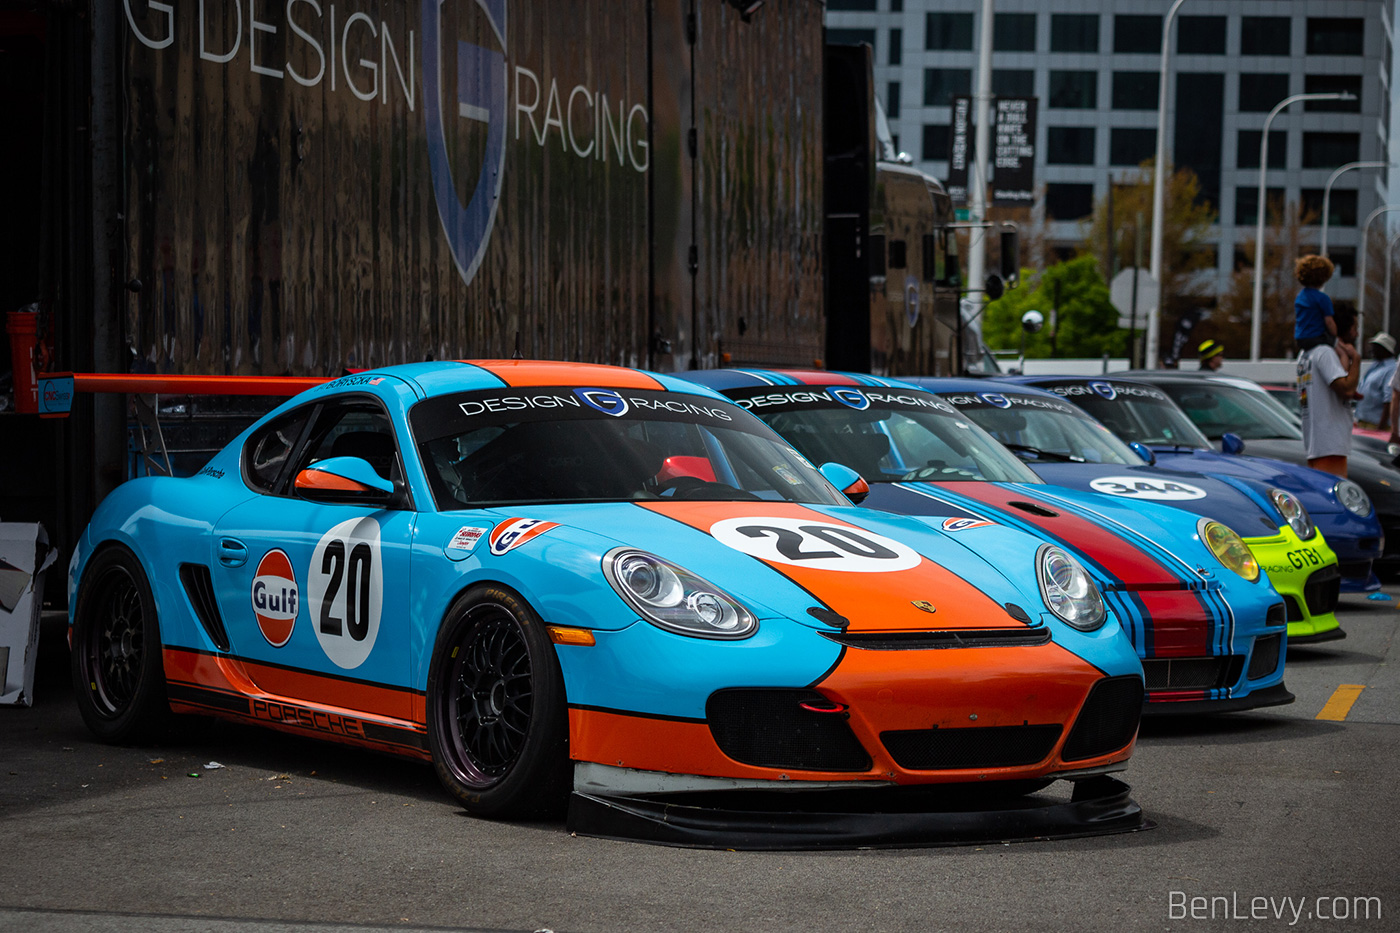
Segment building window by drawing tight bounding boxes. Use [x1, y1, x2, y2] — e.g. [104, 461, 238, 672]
[826, 0, 876, 9]
[1049, 70, 1097, 109]
[992, 69, 1035, 98]
[1239, 74, 1290, 113]
[1237, 130, 1287, 170]
[1301, 189, 1358, 227]
[924, 68, 972, 107]
[1110, 128, 1156, 167]
[1114, 15, 1161, 54]
[1178, 17, 1225, 55]
[1050, 14, 1097, 53]
[926, 12, 973, 51]
[1234, 186, 1285, 225]
[1304, 74, 1361, 112]
[1306, 18, 1364, 56]
[1112, 72, 1159, 110]
[887, 81, 901, 120]
[1045, 183, 1094, 221]
[922, 124, 950, 162]
[1327, 248, 1356, 278]
[1047, 126, 1096, 165]
[994, 13, 1036, 52]
[1241, 17, 1290, 56]
[889, 28, 902, 66]
[828, 29, 876, 48]
[1303, 132, 1360, 168]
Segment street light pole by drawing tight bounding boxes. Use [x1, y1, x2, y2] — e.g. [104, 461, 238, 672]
[965, 0, 995, 326]
[1147, 0, 1188, 370]
[1321, 161, 1389, 257]
[1249, 91, 1352, 361]
[1354, 204, 1400, 346]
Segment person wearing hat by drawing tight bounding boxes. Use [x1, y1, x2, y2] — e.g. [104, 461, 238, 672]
[1197, 339, 1224, 371]
[1355, 332, 1397, 429]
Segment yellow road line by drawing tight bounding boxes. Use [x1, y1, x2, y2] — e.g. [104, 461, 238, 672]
[1316, 684, 1366, 721]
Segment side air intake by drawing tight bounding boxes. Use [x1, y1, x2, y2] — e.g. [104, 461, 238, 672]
[179, 564, 230, 651]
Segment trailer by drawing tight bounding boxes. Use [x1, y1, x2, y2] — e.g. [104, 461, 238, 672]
[2, 2, 965, 598]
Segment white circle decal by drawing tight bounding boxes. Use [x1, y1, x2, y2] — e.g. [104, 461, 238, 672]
[309, 517, 384, 669]
[709, 517, 921, 572]
[1089, 476, 1208, 501]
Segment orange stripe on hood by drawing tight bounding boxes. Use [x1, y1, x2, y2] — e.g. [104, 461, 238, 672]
[637, 501, 1029, 632]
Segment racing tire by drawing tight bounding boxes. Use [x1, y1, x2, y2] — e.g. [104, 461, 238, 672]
[426, 584, 571, 819]
[71, 545, 176, 744]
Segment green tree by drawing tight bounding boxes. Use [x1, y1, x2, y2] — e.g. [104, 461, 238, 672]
[982, 256, 1122, 359]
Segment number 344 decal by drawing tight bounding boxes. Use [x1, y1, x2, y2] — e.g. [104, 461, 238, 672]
[709, 517, 921, 572]
[1089, 476, 1207, 501]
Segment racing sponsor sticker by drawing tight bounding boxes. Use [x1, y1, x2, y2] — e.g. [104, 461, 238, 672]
[941, 517, 995, 531]
[488, 518, 560, 556]
[447, 526, 489, 552]
[251, 549, 298, 647]
[309, 518, 383, 670]
[1089, 476, 1208, 501]
[709, 516, 921, 572]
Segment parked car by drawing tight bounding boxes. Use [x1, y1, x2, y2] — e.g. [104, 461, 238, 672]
[919, 377, 1344, 645]
[680, 369, 1292, 715]
[67, 360, 1147, 845]
[1100, 371, 1398, 581]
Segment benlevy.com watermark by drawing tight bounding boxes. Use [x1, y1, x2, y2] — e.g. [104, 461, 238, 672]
[1170, 892, 1382, 924]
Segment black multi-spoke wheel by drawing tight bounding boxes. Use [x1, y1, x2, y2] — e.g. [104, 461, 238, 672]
[71, 546, 173, 743]
[426, 584, 570, 818]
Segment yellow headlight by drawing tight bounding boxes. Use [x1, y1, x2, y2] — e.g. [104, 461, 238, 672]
[1200, 520, 1260, 582]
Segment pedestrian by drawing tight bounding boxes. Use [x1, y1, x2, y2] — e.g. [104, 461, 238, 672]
[1197, 339, 1224, 371]
[1298, 306, 1360, 477]
[1354, 332, 1397, 430]
[1294, 255, 1337, 351]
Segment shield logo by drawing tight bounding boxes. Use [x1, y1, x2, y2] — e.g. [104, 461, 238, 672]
[911, 600, 938, 613]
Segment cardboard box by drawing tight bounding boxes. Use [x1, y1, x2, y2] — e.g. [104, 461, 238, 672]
[0, 523, 58, 706]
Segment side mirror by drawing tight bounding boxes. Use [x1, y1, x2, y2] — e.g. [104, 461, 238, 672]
[1220, 433, 1246, 456]
[1128, 441, 1156, 465]
[295, 456, 395, 505]
[819, 462, 870, 505]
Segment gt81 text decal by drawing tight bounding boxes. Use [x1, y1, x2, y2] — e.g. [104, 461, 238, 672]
[709, 517, 921, 572]
[310, 518, 384, 669]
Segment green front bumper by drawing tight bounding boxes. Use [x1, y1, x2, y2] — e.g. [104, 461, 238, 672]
[1244, 527, 1342, 642]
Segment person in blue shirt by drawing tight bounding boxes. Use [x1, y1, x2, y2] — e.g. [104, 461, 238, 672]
[1295, 254, 1336, 351]
[1355, 332, 1397, 429]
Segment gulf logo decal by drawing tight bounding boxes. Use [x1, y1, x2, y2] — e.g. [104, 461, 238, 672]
[488, 518, 561, 556]
[942, 517, 995, 532]
[1089, 476, 1208, 501]
[252, 549, 299, 647]
[708, 516, 920, 572]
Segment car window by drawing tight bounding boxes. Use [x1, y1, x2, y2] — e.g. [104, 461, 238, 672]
[1157, 382, 1303, 440]
[409, 388, 848, 510]
[294, 402, 404, 485]
[965, 404, 1141, 465]
[244, 407, 313, 493]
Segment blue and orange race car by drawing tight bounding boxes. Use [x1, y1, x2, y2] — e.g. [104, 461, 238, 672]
[917, 378, 1347, 645]
[67, 361, 1146, 847]
[680, 369, 1292, 715]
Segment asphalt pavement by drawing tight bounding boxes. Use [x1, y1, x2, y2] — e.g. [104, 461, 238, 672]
[1, 594, 1397, 933]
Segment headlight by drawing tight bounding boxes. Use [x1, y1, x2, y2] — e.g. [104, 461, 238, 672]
[1198, 519, 1260, 582]
[1269, 487, 1316, 540]
[603, 548, 757, 639]
[1335, 479, 1373, 518]
[1035, 545, 1106, 631]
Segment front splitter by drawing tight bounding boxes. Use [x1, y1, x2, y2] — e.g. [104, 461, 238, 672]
[566, 774, 1150, 850]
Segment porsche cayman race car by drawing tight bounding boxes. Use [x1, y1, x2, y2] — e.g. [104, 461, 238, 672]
[67, 360, 1146, 847]
[680, 369, 1292, 715]
[918, 378, 1345, 645]
[1014, 375, 1383, 610]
